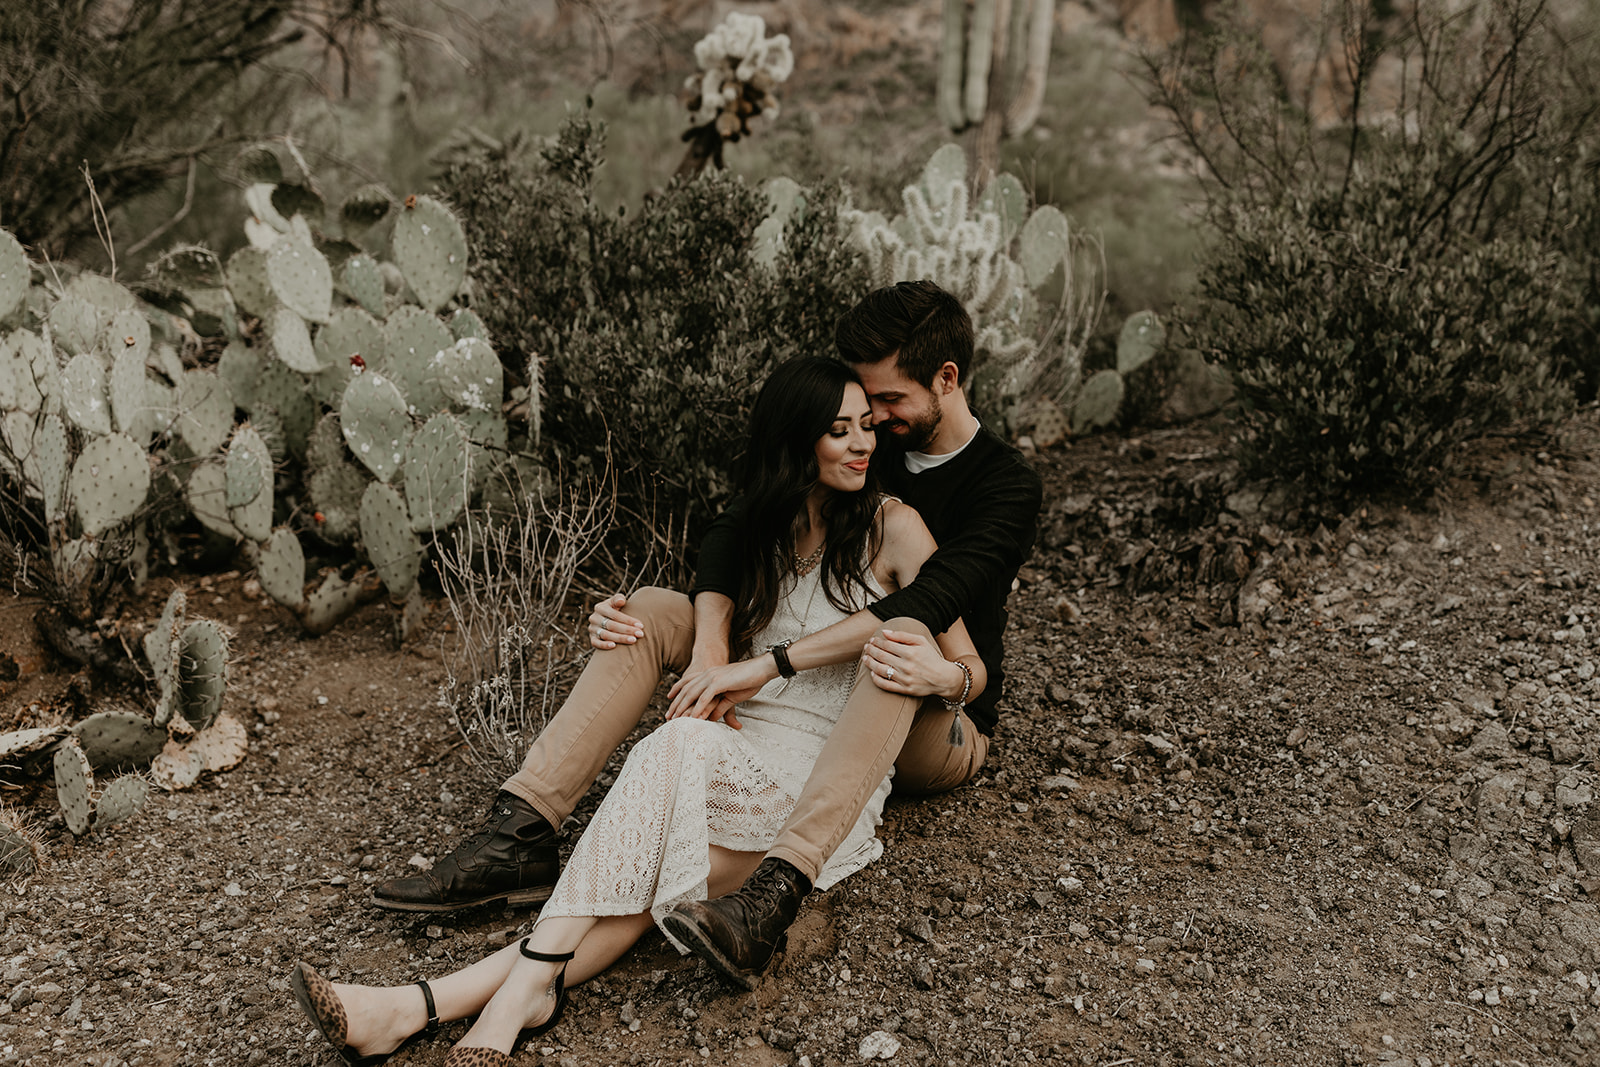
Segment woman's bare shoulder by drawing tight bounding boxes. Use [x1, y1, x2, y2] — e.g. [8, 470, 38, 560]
[876, 496, 935, 551]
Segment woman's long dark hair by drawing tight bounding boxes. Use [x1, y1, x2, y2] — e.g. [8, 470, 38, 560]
[731, 357, 882, 657]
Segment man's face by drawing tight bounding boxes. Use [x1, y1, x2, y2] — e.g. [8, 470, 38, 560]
[853, 358, 943, 452]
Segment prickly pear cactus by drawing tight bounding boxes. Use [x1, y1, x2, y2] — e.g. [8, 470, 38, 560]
[174, 369, 235, 456]
[95, 774, 151, 828]
[186, 459, 241, 540]
[404, 412, 470, 532]
[227, 245, 276, 318]
[53, 738, 95, 836]
[391, 195, 468, 312]
[268, 306, 321, 374]
[383, 305, 453, 414]
[257, 527, 306, 609]
[0, 229, 27, 320]
[311, 307, 384, 406]
[448, 308, 487, 342]
[0, 726, 67, 762]
[340, 371, 412, 483]
[342, 254, 386, 317]
[266, 237, 333, 324]
[110, 344, 154, 443]
[36, 414, 69, 523]
[146, 589, 187, 726]
[1116, 310, 1166, 376]
[178, 620, 229, 731]
[61, 353, 112, 436]
[68, 433, 150, 537]
[225, 425, 273, 541]
[1070, 369, 1125, 434]
[360, 481, 422, 599]
[73, 711, 167, 772]
[0, 807, 42, 877]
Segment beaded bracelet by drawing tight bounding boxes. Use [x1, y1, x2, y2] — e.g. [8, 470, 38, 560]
[944, 660, 973, 712]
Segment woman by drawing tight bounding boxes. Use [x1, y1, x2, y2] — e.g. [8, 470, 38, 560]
[290, 357, 984, 1066]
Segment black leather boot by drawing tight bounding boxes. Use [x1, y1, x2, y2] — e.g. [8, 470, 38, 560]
[371, 792, 559, 912]
[661, 857, 811, 990]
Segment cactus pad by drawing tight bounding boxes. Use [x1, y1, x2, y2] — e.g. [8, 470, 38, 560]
[226, 425, 273, 540]
[1115, 310, 1166, 376]
[268, 306, 321, 373]
[110, 344, 154, 442]
[150, 244, 226, 291]
[300, 570, 380, 635]
[95, 774, 151, 828]
[54, 738, 95, 836]
[62, 352, 113, 436]
[65, 273, 136, 311]
[185, 459, 240, 540]
[310, 306, 384, 406]
[391, 195, 468, 311]
[178, 619, 228, 730]
[250, 360, 314, 456]
[1018, 205, 1070, 289]
[36, 413, 69, 523]
[340, 371, 412, 482]
[69, 433, 149, 536]
[0, 228, 27, 321]
[104, 308, 151, 366]
[73, 711, 167, 772]
[383, 305, 453, 414]
[307, 459, 367, 543]
[266, 237, 333, 323]
[307, 412, 348, 470]
[174, 369, 235, 456]
[258, 528, 307, 609]
[0, 810, 42, 877]
[434, 337, 502, 413]
[216, 340, 261, 412]
[1070, 369, 1125, 434]
[0, 725, 68, 762]
[448, 308, 487, 342]
[0, 329, 52, 414]
[150, 740, 203, 791]
[360, 481, 422, 598]
[191, 713, 248, 775]
[343, 254, 386, 317]
[226, 245, 277, 318]
[144, 588, 186, 678]
[48, 293, 104, 357]
[405, 412, 470, 532]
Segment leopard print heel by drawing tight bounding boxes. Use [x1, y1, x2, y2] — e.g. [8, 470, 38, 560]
[290, 962, 387, 1067]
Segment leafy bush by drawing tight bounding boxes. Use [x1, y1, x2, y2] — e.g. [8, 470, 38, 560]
[1202, 182, 1577, 491]
[1152, 0, 1595, 495]
[437, 114, 870, 576]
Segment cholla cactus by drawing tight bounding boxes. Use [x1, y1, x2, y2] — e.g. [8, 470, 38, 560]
[841, 144, 1104, 428]
[678, 13, 795, 177]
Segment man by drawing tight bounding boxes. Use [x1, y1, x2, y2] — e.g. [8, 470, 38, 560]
[374, 280, 1042, 988]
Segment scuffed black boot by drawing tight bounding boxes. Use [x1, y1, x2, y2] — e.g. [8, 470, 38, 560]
[662, 857, 811, 990]
[371, 791, 559, 912]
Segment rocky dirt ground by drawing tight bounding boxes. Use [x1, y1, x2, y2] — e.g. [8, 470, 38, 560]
[4, 410, 1600, 1067]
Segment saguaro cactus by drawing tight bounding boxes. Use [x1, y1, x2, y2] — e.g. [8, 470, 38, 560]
[939, 0, 1055, 180]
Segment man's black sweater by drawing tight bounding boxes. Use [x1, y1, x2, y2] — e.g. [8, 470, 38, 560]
[691, 426, 1042, 736]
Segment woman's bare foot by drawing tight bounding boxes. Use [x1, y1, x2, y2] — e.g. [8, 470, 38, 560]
[451, 951, 564, 1055]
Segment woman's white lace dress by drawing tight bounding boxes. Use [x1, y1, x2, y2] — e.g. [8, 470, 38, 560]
[541, 563, 892, 943]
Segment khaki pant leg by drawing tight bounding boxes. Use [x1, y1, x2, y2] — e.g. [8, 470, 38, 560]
[892, 703, 990, 796]
[765, 616, 929, 883]
[500, 586, 695, 830]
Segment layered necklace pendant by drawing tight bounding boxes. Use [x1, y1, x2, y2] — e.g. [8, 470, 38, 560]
[793, 540, 825, 578]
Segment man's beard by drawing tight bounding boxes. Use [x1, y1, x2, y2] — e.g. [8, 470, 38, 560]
[878, 396, 942, 452]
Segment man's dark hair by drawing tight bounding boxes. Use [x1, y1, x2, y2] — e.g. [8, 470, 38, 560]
[834, 280, 974, 387]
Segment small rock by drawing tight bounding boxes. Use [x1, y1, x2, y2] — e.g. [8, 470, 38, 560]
[1069, 922, 1092, 939]
[223, 882, 244, 897]
[1134, 958, 1156, 974]
[1378, 991, 1396, 1005]
[1286, 725, 1308, 748]
[31, 982, 63, 1004]
[1127, 812, 1155, 834]
[1039, 775, 1079, 792]
[425, 925, 445, 940]
[859, 1030, 901, 1060]
[1031, 890, 1057, 909]
[1051, 597, 1082, 624]
[898, 915, 934, 943]
[406, 854, 430, 870]
[358, 855, 377, 871]
[1046, 683, 1071, 704]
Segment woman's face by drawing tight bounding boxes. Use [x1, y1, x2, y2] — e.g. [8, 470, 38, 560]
[813, 382, 875, 494]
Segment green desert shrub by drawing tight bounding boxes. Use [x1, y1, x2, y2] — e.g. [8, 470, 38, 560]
[1154, 0, 1594, 496]
[437, 114, 870, 576]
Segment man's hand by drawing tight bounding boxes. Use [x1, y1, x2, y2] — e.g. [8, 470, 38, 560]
[588, 593, 643, 650]
[666, 657, 775, 727]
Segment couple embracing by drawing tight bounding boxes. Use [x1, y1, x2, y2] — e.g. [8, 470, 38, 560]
[291, 280, 1043, 1065]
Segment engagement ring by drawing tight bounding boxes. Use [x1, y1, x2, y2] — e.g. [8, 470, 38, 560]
[886, 666, 895, 680]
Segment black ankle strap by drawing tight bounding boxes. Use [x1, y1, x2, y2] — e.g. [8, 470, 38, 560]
[416, 979, 439, 1036]
[518, 938, 577, 964]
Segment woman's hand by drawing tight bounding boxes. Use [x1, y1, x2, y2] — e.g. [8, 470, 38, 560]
[862, 629, 964, 699]
[665, 657, 776, 727]
[588, 593, 644, 650]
